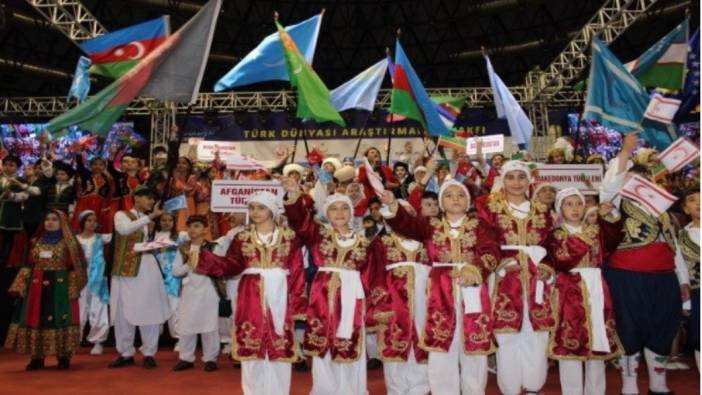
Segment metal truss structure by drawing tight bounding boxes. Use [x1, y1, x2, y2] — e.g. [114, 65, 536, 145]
[24, 0, 107, 42]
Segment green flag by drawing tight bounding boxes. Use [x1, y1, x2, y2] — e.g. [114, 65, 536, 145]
[276, 20, 345, 126]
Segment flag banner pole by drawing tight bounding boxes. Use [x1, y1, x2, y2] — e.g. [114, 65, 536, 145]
[386, 112, 394, 163]
[291, 135, 299, 163]
[162, 104, 193, 203]
[352, 111, 373, 161]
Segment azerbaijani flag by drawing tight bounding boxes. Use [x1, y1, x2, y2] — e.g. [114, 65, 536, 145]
[276, 18, 345, 126]
[390, 40, 450, 136]
[431, 95, 466, 128]
[437, 135, 466, 151]
[46, 0, 221, 137]
[625, 19, 689, 90]
[79, 16, 170, 79]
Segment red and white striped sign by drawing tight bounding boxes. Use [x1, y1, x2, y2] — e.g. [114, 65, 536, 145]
[224, 154, 267, 171]
[643, 94, 681, 124]
[658, 137, 700, 173]
[621, 174, 678, 217]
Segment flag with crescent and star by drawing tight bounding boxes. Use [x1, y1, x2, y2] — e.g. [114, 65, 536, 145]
[79, 16, 170, 79]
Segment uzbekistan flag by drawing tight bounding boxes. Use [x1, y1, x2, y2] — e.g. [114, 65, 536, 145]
[79, 16, 170, 79]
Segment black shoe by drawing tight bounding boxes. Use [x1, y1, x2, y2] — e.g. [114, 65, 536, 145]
[294, 360, 309, 372]
[648, 391, 677, 395]
[108, 356, 135, 368]
[57, 357, 70, 370]
[367, 358, 382, 370]
[25, 359, 44, 371]
[203, 361, 218, 372]
[143, 356, 157, 369]
[233, 361, 241, 369]
[172, 360, 194, 371]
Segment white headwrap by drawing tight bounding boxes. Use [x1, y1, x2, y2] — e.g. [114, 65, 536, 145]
[283, 163, 305, 177]
[438, 179, 470, 212]
[323, 193, 354, 218]
[79, 209, 96, 222]
[322, 157, 342, 171]
[413, 166, 427, 175]
[555, 187, 585, 217]
[500, 160, 533, 183]
[532, 182, 557, 202]
[247, 191, 283, 217]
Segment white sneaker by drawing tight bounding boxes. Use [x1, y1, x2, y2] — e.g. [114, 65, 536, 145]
[221, 344, 231, 355]
[90, 343, 103, 355]
[173, 341, 180, 352]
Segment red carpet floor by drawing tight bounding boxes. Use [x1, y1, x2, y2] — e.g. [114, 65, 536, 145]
[0, 348, 699, 394]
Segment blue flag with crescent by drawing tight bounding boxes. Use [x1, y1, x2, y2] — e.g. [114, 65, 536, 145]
[215, 14, 322, 91]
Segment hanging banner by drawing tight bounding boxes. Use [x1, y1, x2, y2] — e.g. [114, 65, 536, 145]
[210, 180, 284, 213]
[197, 140, 238, 161]
[534, 164, 603, 195]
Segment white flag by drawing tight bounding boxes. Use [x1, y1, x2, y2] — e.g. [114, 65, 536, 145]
[621, 175, 678, 217]
[363, 158, 385, 197]
[643, 93, 682, 124]
[658, 137, 700, 173]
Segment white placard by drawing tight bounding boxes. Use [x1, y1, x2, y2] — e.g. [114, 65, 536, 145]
[210, 180, 284, 213]
[196, 140, 239, 161]
[534, 164, 603, 195]
[466, 134, 504, 155]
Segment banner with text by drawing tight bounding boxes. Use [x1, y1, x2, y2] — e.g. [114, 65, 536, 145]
[534, 164, 603, 195]
[210, 180, 284, 213]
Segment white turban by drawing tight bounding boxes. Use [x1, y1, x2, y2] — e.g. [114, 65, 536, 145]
[555, 187, 585, 217]
[283, 163, 305, 177]
[323, 193, 354, 218]
[247, 191, 283, 217]
[532, 182, 557, 202]
[500, 160, 533, 183]
[438, 179, 471, 212]
[322, 157, 342, 171]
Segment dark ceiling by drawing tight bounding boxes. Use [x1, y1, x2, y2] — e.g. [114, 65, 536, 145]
[0, 0, 698, 97]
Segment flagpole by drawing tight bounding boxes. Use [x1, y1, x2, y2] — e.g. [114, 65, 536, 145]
[386, 37, 399, 165]
[162, 104, 192, 204]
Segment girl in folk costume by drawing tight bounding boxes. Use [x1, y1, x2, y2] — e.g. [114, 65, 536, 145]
[5, 210, 87, 370]
[547, 188, 623, 395]
[281, 177, 373, 395]
[599, 133, 689, 395]
[72, 155, 115, 233]
[367, 199, 431, 395]
[76, 211, 111, 356]
[153, 212, 185, 349]
[532, 181, 558, 222]
[679, 187, 700, 370]
[474, 160, 555, 395]
[196, 191, 306, 395]
[193, 166, 219, 240]
[379, 180, 501, 395]
[171, 215, 221, 372]
[169, 156, 198, 232]
[358, 147, 399, 199]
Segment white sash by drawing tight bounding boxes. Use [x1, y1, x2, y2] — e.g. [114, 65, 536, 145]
[571, 267, 610, 353]
[386, 261, 431, 333]
[318, 266, 365, 339]
[241, 267, 289, 336]
[433, 262, 482, 314]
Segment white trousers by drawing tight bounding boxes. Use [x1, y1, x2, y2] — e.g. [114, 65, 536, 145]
[165, 295, 179, 339]
[558, 360, 606, 395]
[311, 348, 368, 395]
[241, 357, 292, 395]
[78, 287, 109, 344]
[495, 330, 549, 394]
[428, 284, 488, 395]
[178, 330, 220, 363]
[366, 332, 379, 359]
[113, 296, 160, 358]
[384, 349, 430, 395]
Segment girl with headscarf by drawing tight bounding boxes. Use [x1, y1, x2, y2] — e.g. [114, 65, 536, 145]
[5, 210, 87, 370]
[76, 210, 111, 356]
[379, 179, 500, 395]
[72, 155, 116, 233]
[196, 191, 306, 394]
[547, 188, 623, 395]
[153, 212, 185, 350]
[280, 177, 373, 395]
[474, 160, 555, 395]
